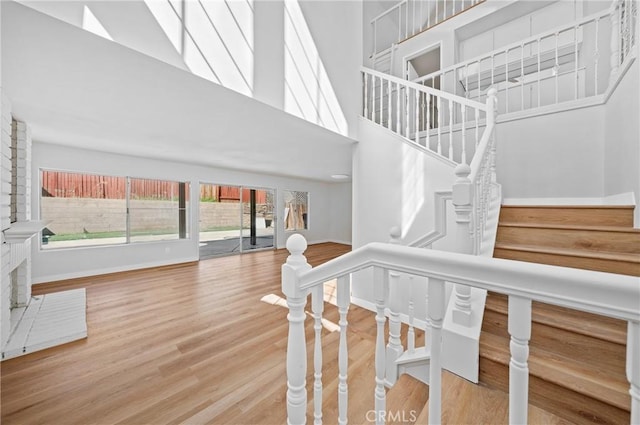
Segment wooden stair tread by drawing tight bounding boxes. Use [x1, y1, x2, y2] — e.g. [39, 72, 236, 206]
[494, 242, 640, 262]
[498, 205, 635, 227]
[501, 205, 635, 209]
[499, 221, 640, 232]
[479, 333, 630, 411]
[484, 293, 628, 345]
[385, 374, 429, 424]
[416, 370, 577, 425]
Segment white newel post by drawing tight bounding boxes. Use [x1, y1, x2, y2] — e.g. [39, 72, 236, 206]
[283, 234, 312, 425]
[386, 227, 403, 386]
[451, 164, 473, 326]
[508, 296, 532, 425]
[627, 320, 640, 425]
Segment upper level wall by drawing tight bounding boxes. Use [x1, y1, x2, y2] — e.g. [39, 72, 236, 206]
[604, 59, 640, 225]
[18, 0, 188, 70]
[18, 0, 363, 139]
[495, 104, 606, 199]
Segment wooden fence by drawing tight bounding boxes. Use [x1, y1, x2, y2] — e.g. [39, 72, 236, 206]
[42, 171, 267, 203]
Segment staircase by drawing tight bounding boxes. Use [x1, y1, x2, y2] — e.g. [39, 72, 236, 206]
[478, 204, 639, 424]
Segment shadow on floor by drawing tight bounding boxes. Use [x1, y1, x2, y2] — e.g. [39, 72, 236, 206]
[199, 235, 274, 258]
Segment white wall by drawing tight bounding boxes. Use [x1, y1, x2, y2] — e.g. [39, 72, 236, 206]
[298, 0, 362, 139]
[19, 0, 188, 70]
[328, 181, 353, 245]
[31, 142, 351, 283]
[496, 104, 606, 198]
[352, 118, 456, 306]
[604, 59, 640, 225]
[253, 0, 285, 110]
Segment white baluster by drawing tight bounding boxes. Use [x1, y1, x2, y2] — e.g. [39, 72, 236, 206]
[555, 33, 559, 104]
[475, 176, 481, 255]
[491, 53, 495, 87]
[388, 78, 392, 130]
[465, 64, 469, 98]
[396, 82, 401, 133]
[312, 284, 323, 425]
[405, 1, 409, 39]
[397, 7, 401, 41]
[537, 38, 541, 107]
[475, 108, 480, 147]
[282, 234, 312, 425]
[386, 227, 403, 386]
[628, 320, 640, 424]
[364, 72, 369, 119]
[337, 275, 350, 425]
[428, 277, 446, 425]
[437, 95, 442, 154]
[373, 21, 378, 59]
[461, 106, 467, 164]
[415, 89, 420, 144]
[611, 3, 621, 83]
[595, 18, 600, 95]
[448, 99, 453, 161]
[451, 165, 473, 325]
[505, 48, 510, 113]
[379, 76, 383, 125]
[574, 25, 579, 100]
[374, 267, 388, 425]
[508, 296, 532, 425]
[408, 276, 416, 353]
[373, 75, 377, 124]
[426, 92, 431, 146]
[406, 78, 411, 138]
[520, 43, 525, 111]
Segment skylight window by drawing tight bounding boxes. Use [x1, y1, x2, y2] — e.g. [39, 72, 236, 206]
[82, 5, 113, 41]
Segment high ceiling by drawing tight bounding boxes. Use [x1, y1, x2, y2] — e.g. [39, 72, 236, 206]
[2, 1, 356, 182]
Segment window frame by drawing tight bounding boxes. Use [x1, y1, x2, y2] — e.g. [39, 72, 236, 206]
[39, 169, 190, 251]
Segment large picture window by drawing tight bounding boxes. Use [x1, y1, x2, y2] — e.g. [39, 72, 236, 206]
[40, 170, 189, 249]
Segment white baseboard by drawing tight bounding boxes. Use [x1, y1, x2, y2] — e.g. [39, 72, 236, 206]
[32, 256, 198, 285]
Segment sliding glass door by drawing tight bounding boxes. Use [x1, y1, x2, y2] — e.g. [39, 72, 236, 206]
[199, 183, 275, 258]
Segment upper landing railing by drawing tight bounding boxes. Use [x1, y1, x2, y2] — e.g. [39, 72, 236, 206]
[371, 0, 485, 60]
[282, 235, 640, 424]
[413, 0, 638, 115]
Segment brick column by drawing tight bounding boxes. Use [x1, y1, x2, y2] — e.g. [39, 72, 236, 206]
[11, 119, 33, 308]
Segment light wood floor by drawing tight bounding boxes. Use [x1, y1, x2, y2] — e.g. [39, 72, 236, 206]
[2, 242, 570, 425]
[2, 243, 386, 424]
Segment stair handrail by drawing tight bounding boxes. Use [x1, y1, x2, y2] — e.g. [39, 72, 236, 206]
[413, 0, 637, 113]
[282, 234, 640, 424]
